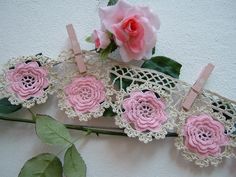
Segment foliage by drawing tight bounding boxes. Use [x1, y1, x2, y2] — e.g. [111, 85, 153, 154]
[0, 98, 22, 114]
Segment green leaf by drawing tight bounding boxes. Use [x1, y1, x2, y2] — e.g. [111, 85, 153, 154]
[103, 106, 117, 117]
[85, 36, 93, 43]
[99, 41, 117, 60]
[141, 56, 182, 79]
[107, 0, 118, 6]
[35, 114, 72, 145]
[64, 145, 86, 177]
[18, 153, 63, 177]
[0, 98, 22, 114]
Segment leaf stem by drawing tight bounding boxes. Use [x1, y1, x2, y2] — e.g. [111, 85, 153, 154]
[27, 109, 36, 121]
[0, 115, 178, 137]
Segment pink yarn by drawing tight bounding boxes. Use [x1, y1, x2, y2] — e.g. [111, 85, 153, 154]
[183, 114, 228, 157]
[64, 76, 105, 113]
[122, 90, 167, 132]
[6, 61, 49, 100]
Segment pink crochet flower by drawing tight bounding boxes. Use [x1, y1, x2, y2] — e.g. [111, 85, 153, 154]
[122, 90, 167, 132]
[183, 114, 228, 157]
[6, 61, 49, 100]
[64, 76, 105, 113]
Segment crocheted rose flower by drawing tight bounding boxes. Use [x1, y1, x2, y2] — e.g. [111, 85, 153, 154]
[6, 61, 49, 100]
[183, 114, 228, 157]
[99, 0, 160, 62]
[122, 90, 167, 132]
[64, 76, 105, 113]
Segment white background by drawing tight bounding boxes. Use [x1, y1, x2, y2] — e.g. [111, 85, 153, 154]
[0, 0, 236, 177]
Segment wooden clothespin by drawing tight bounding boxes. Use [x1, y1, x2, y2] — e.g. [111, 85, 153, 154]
[182, 63, 215, 111]
[66, 24, 86, 73]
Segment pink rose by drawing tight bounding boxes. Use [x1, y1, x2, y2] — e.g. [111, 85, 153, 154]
[99, 0, 160, 62]
[92, 30, 111, 49]
[122, 90, 167, 132]
[64, 76, 105, 113]
[183, 114, 228, 157]
[6, 61, 49, 100]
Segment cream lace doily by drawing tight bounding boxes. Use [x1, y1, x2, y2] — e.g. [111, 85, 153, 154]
[55, 50, 115, 121]
[0, 55, 57, 108]
[112, 82, 178, 143]
[175, 107, 235, 167]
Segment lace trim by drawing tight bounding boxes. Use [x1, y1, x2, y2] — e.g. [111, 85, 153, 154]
[56, 50, 236, 135]
[0, 50, 235, 166]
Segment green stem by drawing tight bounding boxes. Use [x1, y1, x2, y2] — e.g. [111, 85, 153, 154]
[0, 115, 178, 137]
[27, 109, 36, 121]
[56, 137, 80, 156]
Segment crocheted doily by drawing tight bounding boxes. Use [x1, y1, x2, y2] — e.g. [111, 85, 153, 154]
[112, 82, 177, 143]
[55, 50, 114, 121]
[175, 108, 235, 167]
[0, 55, 57, 108]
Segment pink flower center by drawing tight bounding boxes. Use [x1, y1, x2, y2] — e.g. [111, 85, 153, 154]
[21, 75, 36, 89]
[114, 16, 144, 44]
[136, 101, 155, 119]
[196, 127, 213, 142]
[78, 87, 92, 100]
[122, 18, 140, 37]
